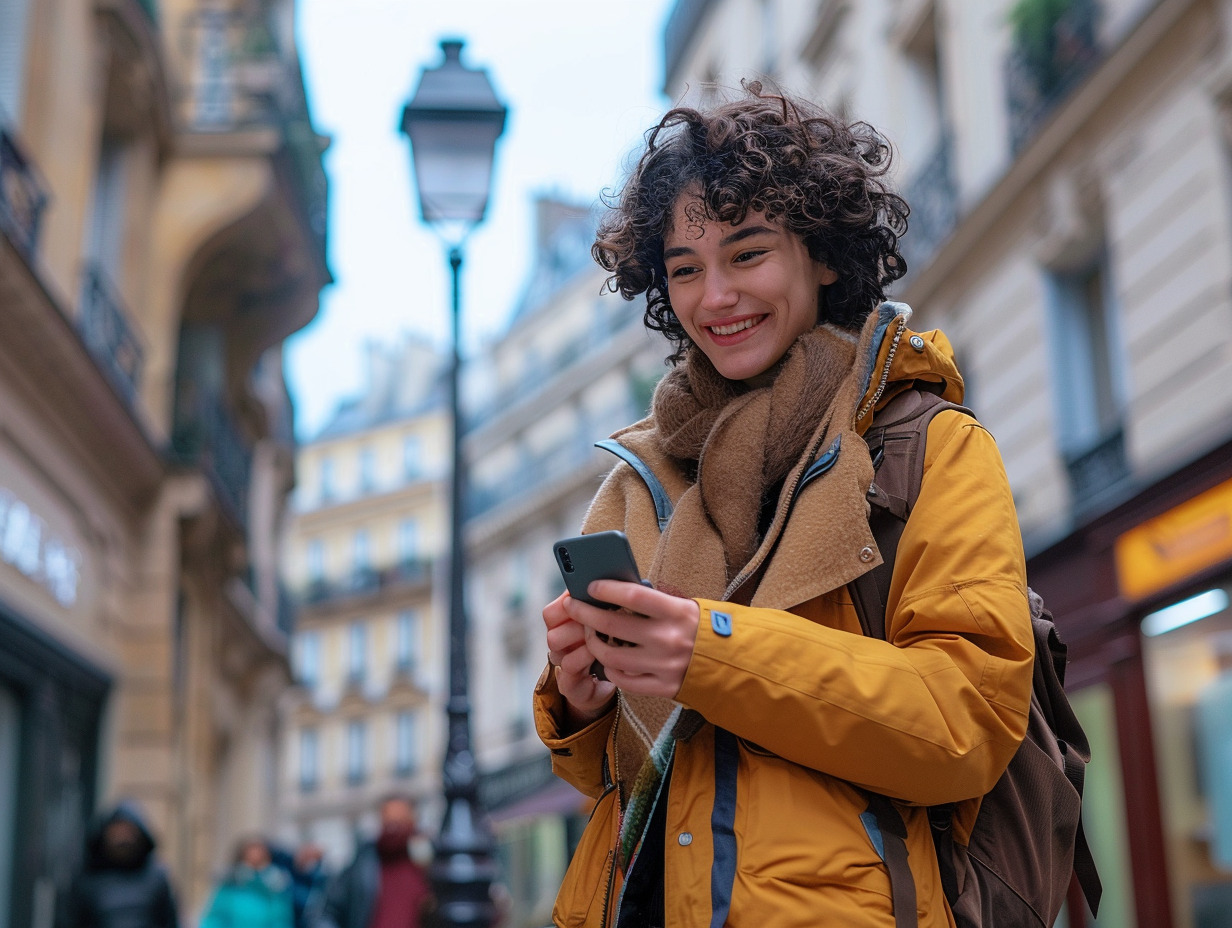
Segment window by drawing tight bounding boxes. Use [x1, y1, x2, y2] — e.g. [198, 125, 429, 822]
[306, 539, 325, 585]
[299, 728, 319, 791]
[402, 436, 423, 480]
[84, 135, 129, 274]
[1140, 585, 1232, 926]
[1045, 246, 1129, 502]
[319, 457, 336, 502]
[0, 0, 33, 121]
[295, 631, 321, 687]
[397, 519, 419, 566]
[395, 610, 419, 675]
[359, 446, 377, 493]
[894, 0, 958, 271]
[345, 720, 367, 785]
[395, 711, 419, 776]
[352, 529, 371, 579]
[347, 622, 368, 685]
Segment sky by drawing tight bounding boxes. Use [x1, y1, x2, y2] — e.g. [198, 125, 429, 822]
[285, 0, 676, 438]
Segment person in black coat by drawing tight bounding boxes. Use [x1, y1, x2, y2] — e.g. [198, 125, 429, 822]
[68, 801, 179, 928]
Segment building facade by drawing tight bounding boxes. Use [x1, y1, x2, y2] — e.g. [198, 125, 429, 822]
[663, 0, 1232, 925]
[463, 197, 666, 927]
[277, 338, 450, 867]
[0, 0, 329, 921]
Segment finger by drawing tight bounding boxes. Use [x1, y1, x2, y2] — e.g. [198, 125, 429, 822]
[601, 663, 672, 699]
[545, 620, 587, 654]
[558, 641, 599, 677]
[542, 592, 573, 628]
[571, 604, 653, 649]
[587, 579, 674, 616]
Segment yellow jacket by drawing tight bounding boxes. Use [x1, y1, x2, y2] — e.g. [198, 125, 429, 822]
[534, 307, 1034, 927]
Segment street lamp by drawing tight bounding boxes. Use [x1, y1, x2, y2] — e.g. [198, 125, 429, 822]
[399, 38, 507, 928]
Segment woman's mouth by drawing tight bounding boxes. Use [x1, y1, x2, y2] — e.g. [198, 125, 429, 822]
[708, 316, 763, 336]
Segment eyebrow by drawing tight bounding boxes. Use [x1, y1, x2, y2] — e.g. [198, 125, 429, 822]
[663, 224, 779, 260]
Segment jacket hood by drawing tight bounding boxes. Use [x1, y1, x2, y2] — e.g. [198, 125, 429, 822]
[85, 800, 157, 869]
[855, 301, 964, 430]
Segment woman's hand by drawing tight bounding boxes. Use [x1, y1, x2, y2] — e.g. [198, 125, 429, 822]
[563, 581, 700, 700]
[543, 592, 616, 726]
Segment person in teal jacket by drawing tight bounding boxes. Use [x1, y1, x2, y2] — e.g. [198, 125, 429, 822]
[200, 837, 293, 928]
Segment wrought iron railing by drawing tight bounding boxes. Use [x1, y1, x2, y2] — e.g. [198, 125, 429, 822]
[466, 435, 599, 521]
[468, 305, 641, 430]
[301, 558, 432, 606]
[172, 396, 253, 526]
[900, 132, 959, 274]
[182, 8, 328, 263]
[0, 125, 49, 258]
[1065, 425, 1128, 509]
[479, 752, 557, 812]
[80, 263, 145, 403]
[1005, 0, 1102, 152]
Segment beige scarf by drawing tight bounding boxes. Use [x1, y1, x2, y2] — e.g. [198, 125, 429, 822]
[605, 321, 872, 866]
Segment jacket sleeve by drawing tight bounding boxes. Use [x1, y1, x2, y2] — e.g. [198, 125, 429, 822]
[157, 871, 180, 928]
[533, 663, 617, 798]
[308, 865, 350, 928]
[675, 412, 1035, 805]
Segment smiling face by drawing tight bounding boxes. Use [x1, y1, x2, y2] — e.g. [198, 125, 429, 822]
[663, 193, 837, 386]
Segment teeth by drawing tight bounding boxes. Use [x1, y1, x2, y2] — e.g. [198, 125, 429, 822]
[710, 318, 758, 336]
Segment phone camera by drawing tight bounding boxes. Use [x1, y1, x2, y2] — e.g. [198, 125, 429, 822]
[557, 546, 574, 572]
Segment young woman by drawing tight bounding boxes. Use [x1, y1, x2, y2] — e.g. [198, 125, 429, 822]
[535, 86, 1035, 928]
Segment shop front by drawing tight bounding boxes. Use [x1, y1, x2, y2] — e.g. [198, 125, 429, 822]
[0, 602, 110, 928]
[0, 437, 112, 928]
[1032, 437, 1232, 928]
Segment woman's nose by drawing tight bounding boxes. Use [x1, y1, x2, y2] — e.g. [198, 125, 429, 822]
[699, 269, 738, 312]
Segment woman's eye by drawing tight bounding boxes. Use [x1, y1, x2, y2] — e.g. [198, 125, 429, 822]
[669, 264, 699, 279]
[735, 249, 768, 263]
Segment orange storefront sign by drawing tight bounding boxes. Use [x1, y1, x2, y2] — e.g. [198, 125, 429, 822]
[1115, 478, 1232, 601]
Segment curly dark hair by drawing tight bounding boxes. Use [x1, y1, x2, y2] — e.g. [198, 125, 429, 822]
[593, 84, 909, 359]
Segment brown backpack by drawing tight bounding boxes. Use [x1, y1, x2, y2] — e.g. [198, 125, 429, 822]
[851, 388, 1102, 928]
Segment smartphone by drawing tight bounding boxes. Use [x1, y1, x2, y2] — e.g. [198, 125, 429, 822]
[552, 531, 649, 681]
[552, 531, 644, 609]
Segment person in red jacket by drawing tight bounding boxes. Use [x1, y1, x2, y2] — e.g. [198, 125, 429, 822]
[311, 795, 433, 928]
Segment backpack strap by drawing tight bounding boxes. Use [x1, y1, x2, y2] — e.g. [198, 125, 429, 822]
[864, 794, 919, 928]
[595, 439, 674, 531]
[849, 388, 971, 640]
[846, 387, 971, 927]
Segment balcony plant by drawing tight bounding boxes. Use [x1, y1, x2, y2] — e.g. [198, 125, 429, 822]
[1008, 0, 1098, 96]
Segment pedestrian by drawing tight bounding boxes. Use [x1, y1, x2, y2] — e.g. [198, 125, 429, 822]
[287, 843, 328, 928]
[199, 836, 293, 928]
[68, 801, 180, 928]
[311, 795, 433, 928]
[537, 83, 1036, 927]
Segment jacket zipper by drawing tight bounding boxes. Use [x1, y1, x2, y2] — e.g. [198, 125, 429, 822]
[600, 848, 617, 928]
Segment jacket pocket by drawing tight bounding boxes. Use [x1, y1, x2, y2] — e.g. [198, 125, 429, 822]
[553, 786, 618, 927]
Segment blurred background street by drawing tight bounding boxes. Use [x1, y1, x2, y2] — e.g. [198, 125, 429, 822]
[3, 0, 1232, 926]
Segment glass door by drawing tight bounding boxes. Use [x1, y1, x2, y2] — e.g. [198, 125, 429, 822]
[0, 684, 20, 928]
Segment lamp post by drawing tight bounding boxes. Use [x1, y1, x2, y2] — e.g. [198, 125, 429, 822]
[400, 39, 507, 928]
